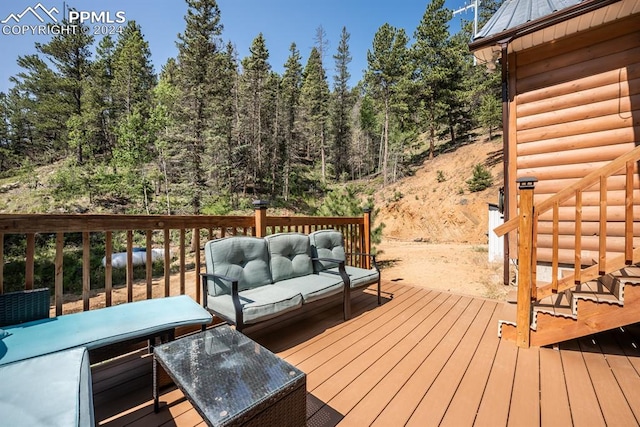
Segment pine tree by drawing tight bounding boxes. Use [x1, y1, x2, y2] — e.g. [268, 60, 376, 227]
[365, 24, 409, 186]
[35, 20, 94, 164]
[240, 33, 271, 194]
[279, 43, 303, 201]
[412, 0, 459, 159]
[300, 47, 330, 184]
[174, 0, 223, 213]
[331, 27, 353, 180]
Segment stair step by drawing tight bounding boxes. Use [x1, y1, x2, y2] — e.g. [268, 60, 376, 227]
[534, 291, 575, 319]
[497, 302, 516, 338]
[572, 279, 623, 307]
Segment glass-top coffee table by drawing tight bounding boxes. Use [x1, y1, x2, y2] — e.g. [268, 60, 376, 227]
[153, 325, 306, 426]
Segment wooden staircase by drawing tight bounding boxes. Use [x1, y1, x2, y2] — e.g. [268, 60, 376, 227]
[495, 145, 640, 347]
[499, 265, 640, 347]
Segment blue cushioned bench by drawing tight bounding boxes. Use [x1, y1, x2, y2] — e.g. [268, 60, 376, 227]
[0, 347, 94, 426]
[0, 294, 212, 366]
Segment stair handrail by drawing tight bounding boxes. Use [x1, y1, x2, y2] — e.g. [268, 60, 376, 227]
[494, 144, 640, 238]
[495, 144, 640, 348]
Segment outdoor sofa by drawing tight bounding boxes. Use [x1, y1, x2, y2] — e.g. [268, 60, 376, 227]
[201, 230, 380, 331]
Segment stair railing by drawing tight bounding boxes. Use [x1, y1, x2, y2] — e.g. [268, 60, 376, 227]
[495, 144, 640, 347]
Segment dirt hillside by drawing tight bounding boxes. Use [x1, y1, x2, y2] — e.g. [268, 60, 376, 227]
[373, 136, 509, 300]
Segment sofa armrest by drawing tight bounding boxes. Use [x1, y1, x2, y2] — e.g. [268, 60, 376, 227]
[200, 272, 244, 329]
[345, 252, 379, 271]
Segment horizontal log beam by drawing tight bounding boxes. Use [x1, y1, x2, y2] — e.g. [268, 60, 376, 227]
[517, 112, 638, 145]
[517, 143, 632, 170]
[516, 126, 639, 157]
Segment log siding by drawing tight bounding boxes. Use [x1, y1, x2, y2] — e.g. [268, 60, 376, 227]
[509, 13, 640, 265]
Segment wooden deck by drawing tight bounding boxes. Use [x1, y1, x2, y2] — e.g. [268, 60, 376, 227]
[93, 281, 640, 426]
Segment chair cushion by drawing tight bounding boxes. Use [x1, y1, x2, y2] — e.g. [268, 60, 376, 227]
[309, 230, 346, 271]
[0, 347, 94, 426]
[265, 233, 314, 282]
[0, 295, 212, 366]
[207, 285, 303, 325]
[204, 237, 272, 296]
[321, 266, 380, 289]
[274, 274, 344, 303]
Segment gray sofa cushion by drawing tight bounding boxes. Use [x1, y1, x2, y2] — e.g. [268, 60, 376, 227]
[206, 285, 303, 325]
[321, 266, 380, 289]
[274, 274, 344, 303]
[265, 233, 314, 282]
[310, 229, 379, 289]
[204, 237, 272, 296]
[309, 229, 347, 270]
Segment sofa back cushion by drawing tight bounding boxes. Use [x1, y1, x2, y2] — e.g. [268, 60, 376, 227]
[265, 233, 313, 282]
[309, 230, 346, 271]
[204, 237, 272, 296]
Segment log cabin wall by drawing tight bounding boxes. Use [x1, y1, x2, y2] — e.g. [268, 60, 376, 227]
[508, 13, 640, 266]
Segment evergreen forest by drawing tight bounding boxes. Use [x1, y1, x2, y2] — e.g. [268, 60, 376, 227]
[0, 0, 504, 216]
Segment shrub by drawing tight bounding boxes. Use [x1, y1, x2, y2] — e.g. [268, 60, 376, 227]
[436, 170, 446, 183]
[466, 164, 493, 192]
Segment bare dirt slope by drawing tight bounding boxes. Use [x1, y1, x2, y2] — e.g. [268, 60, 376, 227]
[373, 136, 509, 300]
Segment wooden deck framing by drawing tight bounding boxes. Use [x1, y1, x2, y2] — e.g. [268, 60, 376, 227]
[93, 281, 640, 426]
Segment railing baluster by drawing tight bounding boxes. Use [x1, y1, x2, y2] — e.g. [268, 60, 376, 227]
[82, 232, 90, 311]
[194, 229, 201, 304]
[626, 160, 634, 263]
[126, 230, 133, 303]
[551, 202, 559, 292]
[26, 233, 35, 290]
[105, 232, 112, 307]
[179, 229, 186, 295]
[0, 232, 3, 294]
[146, 230, 153, 300]
[574, 191, 582, 284]
[164, 229, 171, 297]
[599, 175, 607, 274]
[55, 233, 64, 315]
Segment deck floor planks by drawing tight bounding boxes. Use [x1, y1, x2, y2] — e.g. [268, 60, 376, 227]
[313, 292, 466, 425]
[507, 345, 540, 427]
[438, 305, 503, 427]
[595, 332, 640, 422]
[298, 289, 441, 391]
[576, 336, 638, 426]
[92, 282, 640, 427]
[256, 282, 408, 356]
[291, 287, 431, 375]
[538, 347, 573, 427]
[404, 300, 498, 427]
[472, 334, 519, 426]
[370, 297, 482, 426]
[308, 291, 455, 402]
[559, 339, 607, 427]
[268, 283, 416, 362]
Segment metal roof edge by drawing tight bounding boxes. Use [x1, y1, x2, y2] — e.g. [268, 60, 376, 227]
[469, 0, 620, 52]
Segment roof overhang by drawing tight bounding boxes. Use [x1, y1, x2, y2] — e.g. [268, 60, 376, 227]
[470, 0, 638, 68]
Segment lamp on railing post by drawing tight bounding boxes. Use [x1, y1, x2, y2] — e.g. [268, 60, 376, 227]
[516, 176, 537, 349]
[363, 208, 372, 269]
[253, 200, 269, 238]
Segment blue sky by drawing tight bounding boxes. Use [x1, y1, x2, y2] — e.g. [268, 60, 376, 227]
[0, 0, 475, 93]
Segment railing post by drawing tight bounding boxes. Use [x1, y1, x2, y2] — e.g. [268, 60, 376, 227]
[253, 200, 269, 238]
[363, 208, 372, 269]
[516, 177, 537, 348]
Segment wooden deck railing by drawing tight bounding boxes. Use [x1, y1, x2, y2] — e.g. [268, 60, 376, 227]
[0, 201, 372, 316]
[495, 144, 640, 347]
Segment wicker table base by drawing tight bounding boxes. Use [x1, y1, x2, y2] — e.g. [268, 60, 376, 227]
[153, 325, 306, 426]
